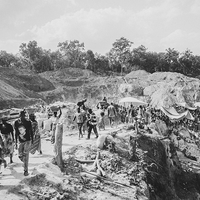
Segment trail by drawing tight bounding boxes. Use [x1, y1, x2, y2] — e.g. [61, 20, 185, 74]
[0, 126, 120, 199]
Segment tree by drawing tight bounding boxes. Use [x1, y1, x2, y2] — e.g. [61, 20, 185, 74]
[155, 52, 169, 72]
[84, 50, 96, 71]
[58, 40, 85, 68]
[49, 50, 65, 70]
[178, 49, 194, 75]
[131, 45, 147, 70]
[0, 51, 19, 68]
[19, 41, 54, 72]
[164, 48, 180, 72]
[19, 41, 43, 71]
[108, 37, 133, 74]
[94, 53, 110, 74]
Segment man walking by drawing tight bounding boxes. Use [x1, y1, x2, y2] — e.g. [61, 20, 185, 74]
[14, 111, 33, 176]
[87, 109, 98, 139]
[73, 108, 84, 139]
[107, 102, 116, 127]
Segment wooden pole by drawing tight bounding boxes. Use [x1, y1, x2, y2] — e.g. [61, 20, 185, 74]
[54, 123, 63, 170]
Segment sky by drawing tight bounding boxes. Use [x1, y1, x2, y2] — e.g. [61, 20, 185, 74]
[1, 0, 200, 55]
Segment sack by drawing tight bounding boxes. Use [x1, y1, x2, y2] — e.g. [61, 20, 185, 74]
[29, 136, 40, 154]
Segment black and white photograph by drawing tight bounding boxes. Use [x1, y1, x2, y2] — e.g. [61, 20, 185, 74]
[1, 0, 200, 199]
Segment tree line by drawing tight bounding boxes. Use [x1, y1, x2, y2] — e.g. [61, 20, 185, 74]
[1, 37, 200, 77]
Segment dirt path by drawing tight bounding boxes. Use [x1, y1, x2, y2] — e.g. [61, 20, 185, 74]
[0, 126, 121, 199]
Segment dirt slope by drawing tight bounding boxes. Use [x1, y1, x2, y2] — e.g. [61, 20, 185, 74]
[39, 68, 124, 104]
[0, 67, 55, 109]
[1, 67, 200, 109]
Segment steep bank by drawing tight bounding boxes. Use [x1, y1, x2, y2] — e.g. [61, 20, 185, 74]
[0, 67, 55, 109]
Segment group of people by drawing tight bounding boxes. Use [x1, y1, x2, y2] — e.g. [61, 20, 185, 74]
[0, 110, 42, 176]
[73, 99, 99, 140]
[1, 98, 200, 177]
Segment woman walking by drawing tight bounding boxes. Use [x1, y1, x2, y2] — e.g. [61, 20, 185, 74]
[29, 113, 42, 155]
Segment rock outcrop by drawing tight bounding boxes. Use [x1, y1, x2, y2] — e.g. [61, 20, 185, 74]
[124, 71, 200, 108]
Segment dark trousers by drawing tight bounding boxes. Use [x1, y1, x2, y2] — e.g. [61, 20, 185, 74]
[87, 124, 98, 139]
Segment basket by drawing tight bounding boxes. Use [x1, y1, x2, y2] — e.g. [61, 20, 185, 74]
[50, 106, 59, 112]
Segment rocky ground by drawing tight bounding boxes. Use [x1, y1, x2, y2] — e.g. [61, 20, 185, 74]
[1, 121, 200, 200]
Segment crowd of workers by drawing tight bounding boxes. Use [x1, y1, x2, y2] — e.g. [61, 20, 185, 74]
[1, 97, 200, 177]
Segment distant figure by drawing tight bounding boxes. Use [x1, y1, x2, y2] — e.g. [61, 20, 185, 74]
[107, 103, 116, 127]
[87, 109, 98, 139]
[51, 107, 62, 144]
[138, 105, 144, 119]
[128, 104, 136, 123]
[102, 97, 107, 103]
[73, 108, 84, 139]
[14, 111, 33, 176]
[77, 99, 87, 109]
[133, 117, 139, 134]
[98, 111, 105, 131]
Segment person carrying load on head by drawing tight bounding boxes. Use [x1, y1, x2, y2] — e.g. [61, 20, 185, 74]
[102, 97, 107, 103]
[0, 116, 15, 164]
[77, 99, 87, 109]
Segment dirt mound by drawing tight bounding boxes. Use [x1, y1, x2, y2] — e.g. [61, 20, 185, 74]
[8, 163, 77, 200]
[0, 67, 55, 109]
[143, 72, 200, 108]
[123, 71, 200, 108]
[125, 70, 150, 79]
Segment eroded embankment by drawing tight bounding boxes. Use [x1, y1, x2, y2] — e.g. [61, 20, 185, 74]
[6, 132, 200, 200]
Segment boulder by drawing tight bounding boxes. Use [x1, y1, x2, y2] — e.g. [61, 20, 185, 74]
[125, 71, 200, 108]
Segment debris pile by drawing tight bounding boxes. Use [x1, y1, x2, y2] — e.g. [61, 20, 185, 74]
[6, 127, 200, 200]
[8, 163, 78, 200]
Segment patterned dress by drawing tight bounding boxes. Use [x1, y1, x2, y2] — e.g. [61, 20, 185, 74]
[29, 120, 41, 154]
[0, 122, 14, 157]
